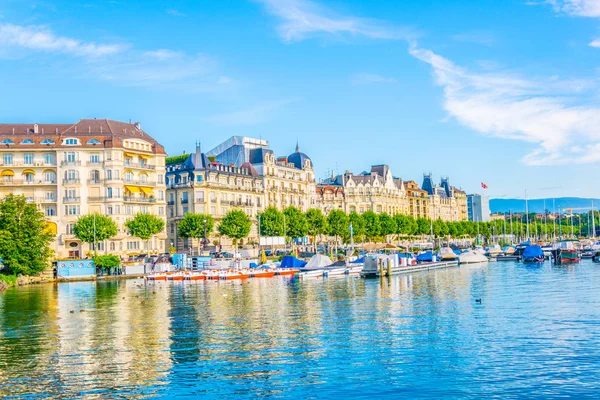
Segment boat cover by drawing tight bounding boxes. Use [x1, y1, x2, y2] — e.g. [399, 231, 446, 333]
[417, 251, 433, 262]
[280, 256, 307, 269]
[302, 254, 331, 269]
[523, 245, 544, 259]
[351, 257, 365, 264]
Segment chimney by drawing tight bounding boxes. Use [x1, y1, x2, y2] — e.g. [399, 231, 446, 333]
[195, 141, 202, 167]
[134, 122, 141, 130]
[33, 124, 38, 134]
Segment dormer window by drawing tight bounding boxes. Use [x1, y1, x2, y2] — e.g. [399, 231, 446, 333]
[63, 138, 80, 146]
[41, 139, 55, 145]
[87, 139, 101, 145]
[21, 139, 35, 145]
[1, 139, 14, 145]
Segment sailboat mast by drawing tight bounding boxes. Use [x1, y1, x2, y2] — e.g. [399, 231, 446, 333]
[553, 198, 556, 241]
[525, 190, 530, 240]
[510, 209, 513, 245]
[592, 200, 596, 240]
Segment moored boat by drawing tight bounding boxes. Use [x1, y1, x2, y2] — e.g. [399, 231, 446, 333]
[522, 245, 545, 263]
[458, 250, 488, 264]
[552, 240, 581, 264]
[438, 247, 457, 261]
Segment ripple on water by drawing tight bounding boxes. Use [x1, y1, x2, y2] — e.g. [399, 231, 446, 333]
[1, 262, 600, 398]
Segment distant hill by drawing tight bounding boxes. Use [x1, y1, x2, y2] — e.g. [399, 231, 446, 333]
[490, 197, 600, 213]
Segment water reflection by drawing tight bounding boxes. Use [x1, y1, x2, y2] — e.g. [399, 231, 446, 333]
[1, 262, 600, 398]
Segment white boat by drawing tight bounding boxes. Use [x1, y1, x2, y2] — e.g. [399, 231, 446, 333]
[438, 247, 457, 260]
[458, 250, 489, 264]
[297, 254, 333, 278]
[486, 244, 502, 257]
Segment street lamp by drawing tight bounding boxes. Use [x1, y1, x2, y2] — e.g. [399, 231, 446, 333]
[203, 217, 207, 255]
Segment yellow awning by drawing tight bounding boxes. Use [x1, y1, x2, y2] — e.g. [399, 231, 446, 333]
[1, 170, 14, 177]
[124, 152, 135, 157]
[125, 185, 140, 193]
[140, 187, 153, 195]
[22, 169, 35, 175]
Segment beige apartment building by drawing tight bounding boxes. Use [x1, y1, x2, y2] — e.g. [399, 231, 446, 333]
[422, 174, 468, 222]
[318, 165, 409, 215]
[166, 144, 265, 252]
[0, 119, 167, 258]
[404, 180, 430, 219]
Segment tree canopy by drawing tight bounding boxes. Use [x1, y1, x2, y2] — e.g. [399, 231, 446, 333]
[218, 209, 252, 244]
[73, 213, 117, 245]
[178, 213, 214, 240]
[125, 213, 165, 241]
[327, 210, 349, 239]
[283, 207, 308, 239]
[0, 195, 54, 275]
[306, 208, 328, 238]
[258, 207, 284, 236]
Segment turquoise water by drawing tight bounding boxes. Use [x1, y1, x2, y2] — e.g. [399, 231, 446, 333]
[1, 261, 600, 398]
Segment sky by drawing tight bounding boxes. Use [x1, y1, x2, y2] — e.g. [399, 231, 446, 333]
[1, 0, 600, 199]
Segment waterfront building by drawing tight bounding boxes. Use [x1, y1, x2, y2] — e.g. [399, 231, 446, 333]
[166, 143, 264, 253]
[403, 180, 430, 219]
[319, 165, 409, 215]
[467, 193, 491, 222]
[0, 119, 168, 258]
[422, 174, 468, 222]
[207, 137, 316, 212]
[315, 183, 345, 214]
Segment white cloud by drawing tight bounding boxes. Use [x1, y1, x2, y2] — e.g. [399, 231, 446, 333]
[144, 49, 182, 60]
[166, 9, 187, 17]
[0, 23, 124, 57]
[255, 0, 415, 42]
[204, 99, 297, 126]
[589, 37, 600, 47]
[546, 0, 600, 17]
[452, 31, 495, 46]
[350, 72, 397, 85]
[409, 45, 600, 165]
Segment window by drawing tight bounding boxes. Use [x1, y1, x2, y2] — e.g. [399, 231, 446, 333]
[44, 153, 55, 165]
[1, 139, 14, 145]
[183, 207, 188, 214]
[106, 170, 112, 180]
[63, 138, 80, 145]
[41, 139, 55, 145]
[65, 205, 80, 215]
[124, 171, 134, 182]
[182, 192, 188, 203]
[21, 139, 34, 145]
[66, 224, 75, 235]
[158, 207, 164, 216]
[87, 139, 101, 145]
[65, 170, 78, 181]
[107, 187, 113, 198]
[115, 205, 120, 214]
[66, 152, 76, 162]
[45, 206, 56, 217]
[158, 190, 164, 201]
[90, 170, 100, 183]
[107, 206, 113, 215]
[197, 205, 205, 213]
[196, 191, 204, 202]
[23, 153, 34, 165]
[89, 154, 100, 164]
[194, 174, 202, 182]
[141, 206, 148, 214]
[140, 173, 148, 183]
[23, 172, 34, 184]
[158, 174, 164, 184]
[170, 208, 174, 218]
[169, 193, 174, 202]
[110, 242, 115, 251]
[127, 241, 139, 250]
[170, 223, 175, 234]
[65, 189, 77, 199]
[3, 153, 12, 165]
[45, 192, 55, 201]
[211, 206, 216, 215]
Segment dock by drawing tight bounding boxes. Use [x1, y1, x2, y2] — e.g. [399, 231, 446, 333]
[361, 260, 459, 278]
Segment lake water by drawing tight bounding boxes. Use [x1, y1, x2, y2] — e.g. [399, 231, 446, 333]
[2, 261, 600, 398]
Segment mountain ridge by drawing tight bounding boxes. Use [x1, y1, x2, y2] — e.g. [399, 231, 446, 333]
[490, 197, 600, 213]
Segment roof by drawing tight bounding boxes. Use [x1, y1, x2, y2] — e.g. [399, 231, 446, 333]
[0, 119, 165, 154]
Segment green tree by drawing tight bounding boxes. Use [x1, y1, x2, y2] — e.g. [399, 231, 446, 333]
[348, 211, 366, 241]
[178, 213, 215, 252]
[306, 208, 328, 243]
[94, 254, 120, 270]
[416, 217, 430, 236]
[432, 219, 449, 238]
[73, 213, 117, 254]
[125, 213, 165, 251]
[283, 207, 309, 239]
[0, 195, 54, 275]
[362, 211, 380, 240]
[327, 210, 349, 247]
[258, 207, 284, 236]
[218, 210, 252, 246]
[379, 213, 397, 242]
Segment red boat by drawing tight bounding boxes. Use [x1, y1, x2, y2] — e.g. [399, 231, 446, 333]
[252, 270, 276, 278]
[277, 268, 299, 276]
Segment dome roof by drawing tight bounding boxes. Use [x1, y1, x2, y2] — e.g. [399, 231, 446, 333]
[287, 142, 312, 169]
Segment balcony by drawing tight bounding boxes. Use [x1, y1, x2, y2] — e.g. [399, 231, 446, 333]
[104, 178, 122, 183]
[167, 182, 193, 189]
[60, 160, 82, 166]
[88, 179, 101, 184]
[123, 179, 156, 186]
[87, 161, 103, 167]
[124, 196, 156, 203]
[88, 196, 107, 202]
[62, 178, 80, 184]
[40, 197, 57, 203]
[63, 197, 81, 203]
[0, 179, 56, 186]
[167, 200, 175, 206]
[181, 198, 189, 204]
[195, 198, 205, 203]
[124, 161, 155, 170]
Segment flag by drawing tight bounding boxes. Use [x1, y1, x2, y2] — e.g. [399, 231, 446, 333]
[481, 182, 488, 189]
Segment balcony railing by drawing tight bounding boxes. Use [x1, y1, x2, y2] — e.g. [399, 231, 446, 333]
[86, 161, 103, 166]
[124, 161, 155, 170]
[167, 200, 175, 206]
[124, 196, 156, 203]
[88, 196, 107, 202]
[60, 160, 82, 166]
[63, 197, 81, 203]
[123, 179, 156, 186]
[181, 198, 189, 204]
[63, 178, 80, 184]
[0, 179, 56, 186]
[88, 179, 101, 184]
[195, 198, 205, 203]
[104, 178, 122, 182]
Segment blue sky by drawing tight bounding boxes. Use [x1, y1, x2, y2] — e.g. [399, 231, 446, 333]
[1, 0, 600, 199]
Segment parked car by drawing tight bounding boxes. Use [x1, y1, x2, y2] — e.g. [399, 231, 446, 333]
[264, 250, 273, 257]
[210, 251, 234, 259]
